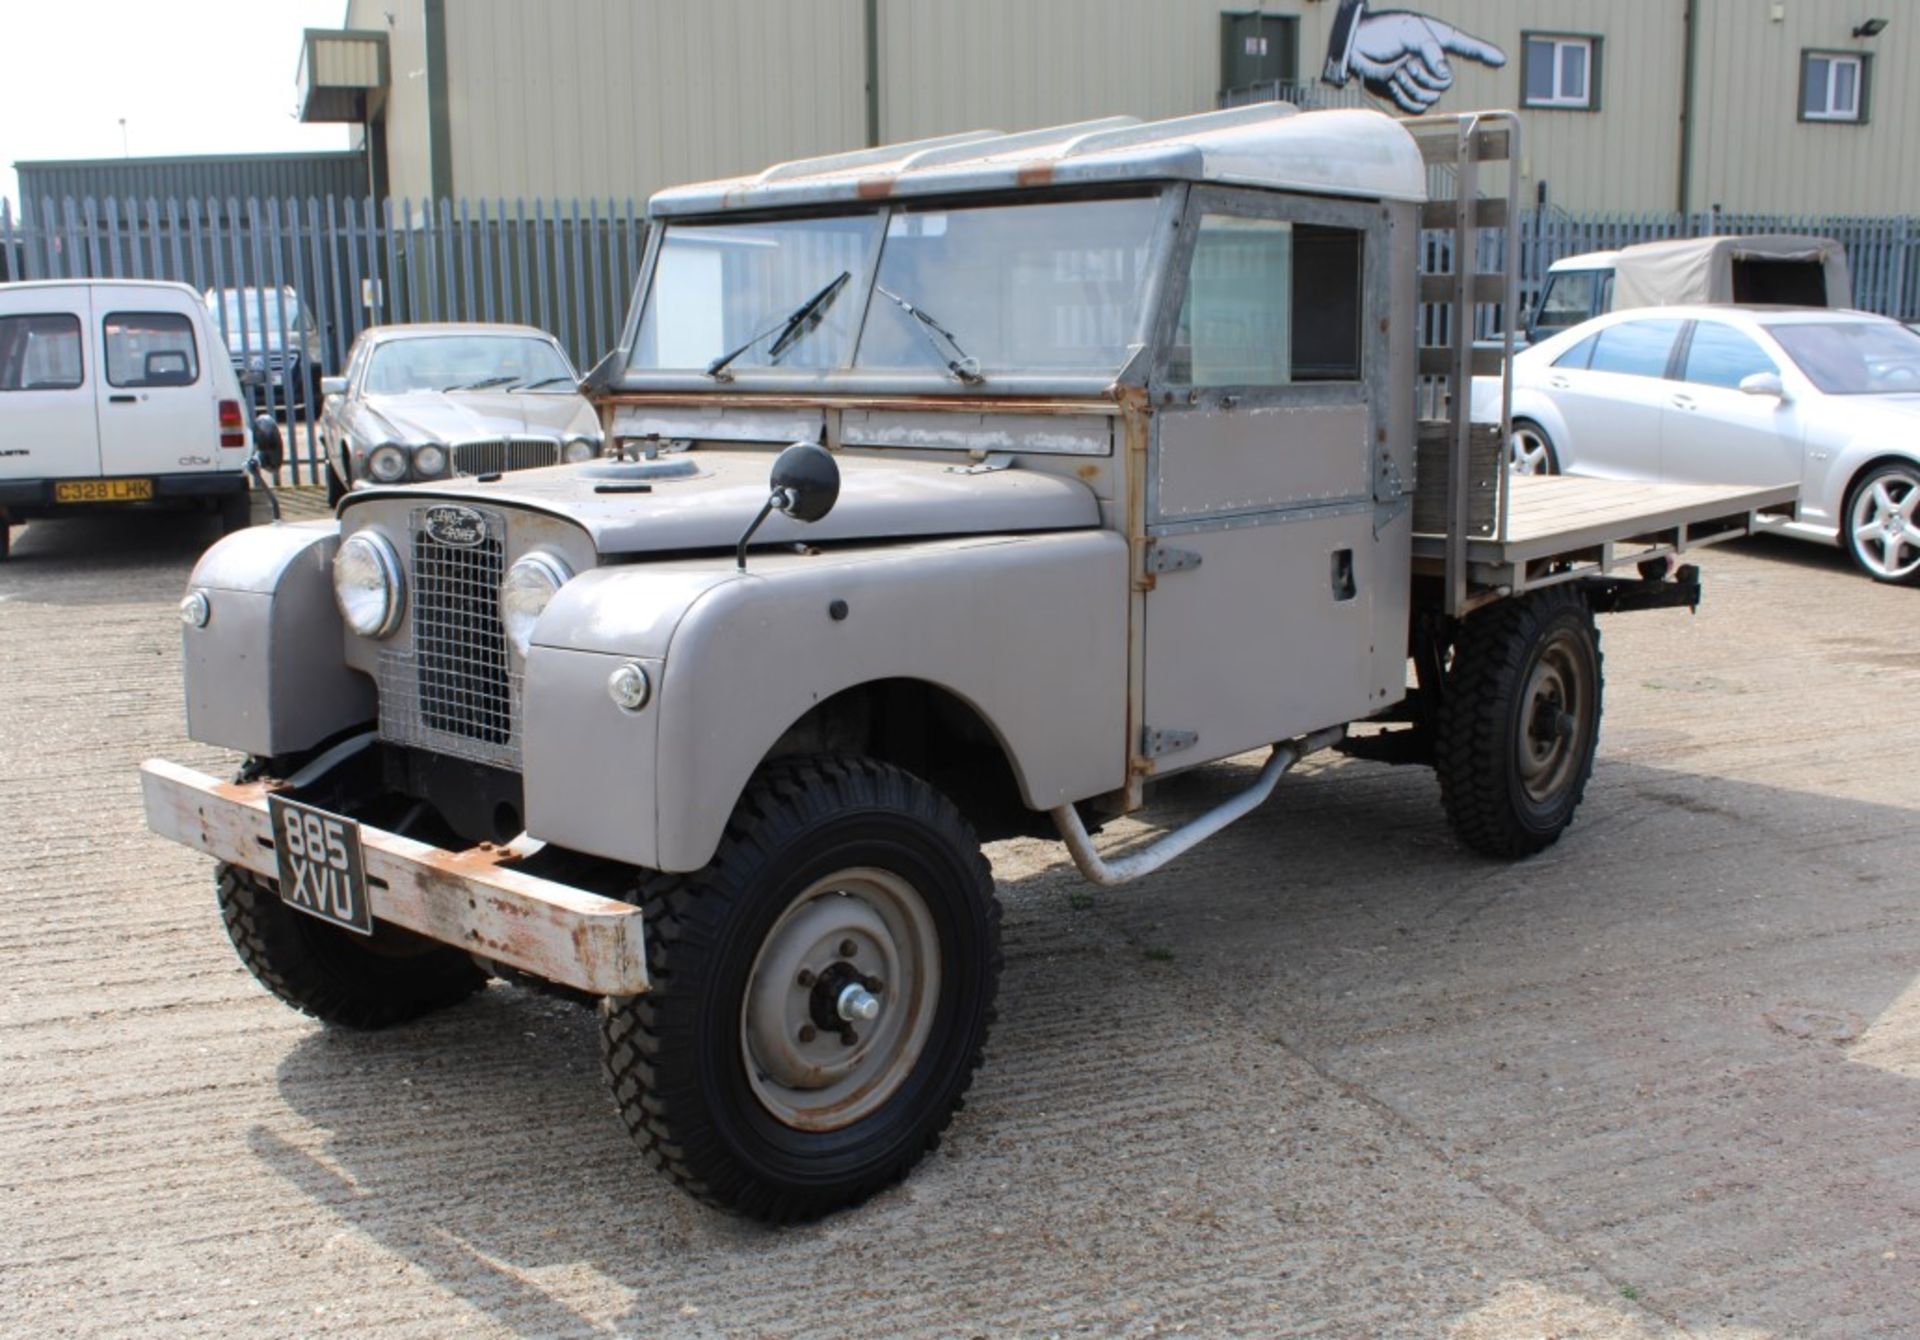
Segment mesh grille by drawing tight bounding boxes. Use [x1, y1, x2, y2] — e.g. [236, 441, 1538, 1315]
[376, 507, 519, 768]
[451, 438, 560, 475]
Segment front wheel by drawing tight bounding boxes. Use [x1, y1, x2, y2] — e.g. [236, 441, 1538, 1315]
[601, 755, 1001, 1222]
[1434, 587, 1602, 858]
[1843, 462, 1920, 585]
[217, 863, 487, 1028]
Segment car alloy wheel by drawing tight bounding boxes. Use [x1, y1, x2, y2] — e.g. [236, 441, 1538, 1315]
[1846, 463, 1920, 584]
[1509, 422, 1557, 475]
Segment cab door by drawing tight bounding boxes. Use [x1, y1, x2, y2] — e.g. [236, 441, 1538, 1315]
[94, 296, 217, 478]
[1139, 188, 1403, 771]
[0, 292, 98, 481]
[1542, 316, 1683, 480]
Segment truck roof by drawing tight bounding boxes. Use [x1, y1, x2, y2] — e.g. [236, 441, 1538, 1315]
[649, 104, 1429, 218]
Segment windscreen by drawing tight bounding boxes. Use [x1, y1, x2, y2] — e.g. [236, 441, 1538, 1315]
[853, 196, 1162, 376]
[1769, 321, 1920, 395]
[630, 215, 883, 372]
[364, 336, 575, 394]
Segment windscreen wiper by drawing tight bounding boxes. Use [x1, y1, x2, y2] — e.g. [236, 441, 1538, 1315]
[446, 375, 518, 391]
[871, 285, 984, 384]
[705, 270, 852, 380]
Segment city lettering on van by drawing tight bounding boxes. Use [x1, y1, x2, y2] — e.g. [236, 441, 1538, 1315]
[1321, 0, 1506, 114]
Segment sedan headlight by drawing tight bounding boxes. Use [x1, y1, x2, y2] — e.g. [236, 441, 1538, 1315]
[367, 444, 408, 483]
[500, 552, 572, 656]
[563, 435, 601, 464]
[333, 531, 405, 638]
[412, 443, 448, 477]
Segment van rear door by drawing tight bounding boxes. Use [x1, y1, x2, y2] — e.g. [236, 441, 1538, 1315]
[94, 292, 223, 479]
[0, 288, 100, 481]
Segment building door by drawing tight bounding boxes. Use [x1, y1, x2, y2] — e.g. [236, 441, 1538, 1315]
[1221, 12, 1299, 95]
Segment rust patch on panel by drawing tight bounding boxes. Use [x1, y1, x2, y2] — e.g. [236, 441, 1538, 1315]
[856, 175, 897, 199]
[1015, 161, 1057, 187]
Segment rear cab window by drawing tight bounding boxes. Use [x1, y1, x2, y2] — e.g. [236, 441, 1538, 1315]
[0, 314, 85, 391]
[104, 312, 200, 388]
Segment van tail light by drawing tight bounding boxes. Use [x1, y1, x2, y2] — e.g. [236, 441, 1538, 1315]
[218, 399, 246, 449]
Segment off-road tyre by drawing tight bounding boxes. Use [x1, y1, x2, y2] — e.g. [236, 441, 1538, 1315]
[216, 862, 486, 1028]
[601, 755, 1001, 1222]
[1435, 586, 1602, 859]
[218, 488, 253, 535]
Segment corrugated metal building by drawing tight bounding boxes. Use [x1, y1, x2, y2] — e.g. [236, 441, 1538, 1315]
[12, 152, 369, 218]
[299, 0, 1912, 216]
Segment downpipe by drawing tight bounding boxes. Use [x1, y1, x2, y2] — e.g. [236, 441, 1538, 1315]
[1050, 725, 1348, 887]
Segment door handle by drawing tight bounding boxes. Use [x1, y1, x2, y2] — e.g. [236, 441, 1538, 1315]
[1548, 377, 1570, 390]
[108, 394, 137, 404]
[1670, 394, 1694, 409]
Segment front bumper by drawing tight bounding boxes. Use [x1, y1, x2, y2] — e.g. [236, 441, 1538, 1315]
[139, 758, 649, 996]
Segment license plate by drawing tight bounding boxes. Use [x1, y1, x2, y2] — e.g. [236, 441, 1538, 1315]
[55, 478, 153, 503]
[268, 796, 373, 935]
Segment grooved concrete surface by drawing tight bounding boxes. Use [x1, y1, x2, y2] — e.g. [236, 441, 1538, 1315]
[1, 508, 1914, 1339]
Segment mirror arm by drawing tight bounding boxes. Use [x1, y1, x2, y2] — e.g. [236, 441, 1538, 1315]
[245, 455, 282, 522]
[735, 490, 790, 572]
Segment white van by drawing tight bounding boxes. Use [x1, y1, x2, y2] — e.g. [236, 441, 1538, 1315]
[0, 279, 255, 560]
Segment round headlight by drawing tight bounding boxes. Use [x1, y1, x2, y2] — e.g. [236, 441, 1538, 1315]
[367, 444, 408, 483]
[412, 443, 448, 477]
[500, 552, 571, 656]
[563, 436, 600, 464]
[179, 589, 211, 629]
[333, 531, 405, 638]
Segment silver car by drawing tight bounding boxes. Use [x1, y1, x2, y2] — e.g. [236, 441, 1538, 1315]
[1483, 306, 1920, 584]
[318, 323, 604, 503]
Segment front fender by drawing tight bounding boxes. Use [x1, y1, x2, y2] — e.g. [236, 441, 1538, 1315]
[521, 529, 1130, 872]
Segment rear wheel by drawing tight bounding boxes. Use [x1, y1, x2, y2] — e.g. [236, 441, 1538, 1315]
[601, 755, 1001, 1221]
[217, 863, 487, 1028]
[1435, 587, 1602, 858]
[1509, 420, 1559, 475]
[1843, 462, 1920, 585]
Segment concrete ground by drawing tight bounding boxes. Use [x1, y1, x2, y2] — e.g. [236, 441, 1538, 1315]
[0, 504, 1914, 1339]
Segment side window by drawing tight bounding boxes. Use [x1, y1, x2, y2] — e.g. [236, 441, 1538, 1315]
[104, 312, 200, 388]
[1681, 322, 1778, 389]
[1552, 333, 1599, 370]
[1584, 319, 1684, 379]
[0, 314, 85, 391]
[1171, 214, 1363, 386]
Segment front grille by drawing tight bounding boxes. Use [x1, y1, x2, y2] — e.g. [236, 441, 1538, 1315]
[376, 507, 519, 768]
[451, 438, 560, 475]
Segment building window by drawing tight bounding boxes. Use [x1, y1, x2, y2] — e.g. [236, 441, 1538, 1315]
[1522, 33, 1599, 111]
[1801, 51, 1869, 123]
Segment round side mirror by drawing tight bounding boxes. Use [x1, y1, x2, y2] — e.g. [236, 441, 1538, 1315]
[768, 442, 840, 523]
[251, 414, 286, 473]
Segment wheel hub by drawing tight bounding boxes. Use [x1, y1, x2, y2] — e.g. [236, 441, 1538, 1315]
[740, 868, 939, 1132]
[1516, 635, 1588, 804]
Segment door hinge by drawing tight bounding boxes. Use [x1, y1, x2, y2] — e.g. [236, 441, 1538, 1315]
[1140, 725, 1198, 758]
[1373, 454, 1410, 535]
[1144, 544, 1203, 575]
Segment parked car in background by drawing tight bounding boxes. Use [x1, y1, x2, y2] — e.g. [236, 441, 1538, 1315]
[1521, 234, 1850, 347]
[318, 323, 603, 503]
[206, 286, 326, 409]
[0, 279, 257, 558]
[1476, 305, 1920, 584]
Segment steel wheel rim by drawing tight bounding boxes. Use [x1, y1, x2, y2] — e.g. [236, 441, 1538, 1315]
[741, 867, 941, 1132]
[1849, 470, 1920, 580]
[1516, 630, 1589, 804]
[1510, 427, 1553, 475]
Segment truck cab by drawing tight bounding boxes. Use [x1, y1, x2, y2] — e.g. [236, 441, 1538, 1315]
[142, 106, 1793, 1221]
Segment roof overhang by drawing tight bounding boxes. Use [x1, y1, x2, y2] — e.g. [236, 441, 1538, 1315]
[296, 27, 389, 124]
[649, 105, 1429, 218]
